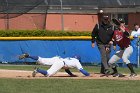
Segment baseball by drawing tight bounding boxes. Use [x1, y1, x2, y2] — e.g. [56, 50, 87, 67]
[99, 10, 103, 13]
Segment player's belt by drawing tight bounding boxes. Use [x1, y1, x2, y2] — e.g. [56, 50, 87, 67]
[63, 61, 68, 67]
[63, 61, 69, 69]
[63, 61, 66, 66]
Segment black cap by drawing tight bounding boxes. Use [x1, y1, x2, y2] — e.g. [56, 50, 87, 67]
[119, 18, 125, 23]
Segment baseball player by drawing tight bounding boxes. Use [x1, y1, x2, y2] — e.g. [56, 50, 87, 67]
[19, 53, 90, 77]
[108, 19, 137, 77]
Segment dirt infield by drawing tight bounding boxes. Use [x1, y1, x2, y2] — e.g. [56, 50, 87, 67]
[0, 69, 140, 80]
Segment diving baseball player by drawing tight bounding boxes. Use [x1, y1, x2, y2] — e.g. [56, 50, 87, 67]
[19, 53, 90, 77]
[108, 19, 137, 77]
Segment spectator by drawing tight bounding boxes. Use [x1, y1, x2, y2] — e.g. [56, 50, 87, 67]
[131, 23, 140, 37]
[91, 15, 114, 75]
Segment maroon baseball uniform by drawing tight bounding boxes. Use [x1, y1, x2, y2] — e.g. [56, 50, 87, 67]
[112, 28, 131, 49]
[108, 23, 136, 77]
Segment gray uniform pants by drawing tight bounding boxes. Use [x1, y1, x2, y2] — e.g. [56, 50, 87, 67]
[97, 44, 110, 70]
[109, 46, 133, 65]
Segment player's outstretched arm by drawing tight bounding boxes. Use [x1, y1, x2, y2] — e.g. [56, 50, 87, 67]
[65, 69, 77, 77]
[79, 68, 90, 76]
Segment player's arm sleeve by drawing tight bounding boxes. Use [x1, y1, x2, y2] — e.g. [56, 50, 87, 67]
[65, 69, 74, 76]
[79, 68, 90, 76]
[123, 29, 130, 37]
[112, 39, 116, 46]
[91, 24, 98, 43]
[75, 60, 90, 76]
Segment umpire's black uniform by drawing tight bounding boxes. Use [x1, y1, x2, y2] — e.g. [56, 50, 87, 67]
[91, 16, 114, 74]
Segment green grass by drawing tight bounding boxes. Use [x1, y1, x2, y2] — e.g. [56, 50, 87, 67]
[0, 79, 140, 93]
[0, 65, 140, 93]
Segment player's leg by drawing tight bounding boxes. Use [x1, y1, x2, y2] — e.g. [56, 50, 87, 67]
[32, 67, 48, 77]
[100, 63, 105, 74]
[97, 44, 110, 74]
[32, 60, 64, 77]
[108, 50, 124, 77]
[19, 53, 55, 65]
[37, 61, 64, 76]
[47, 61, 64, 76]
[122, 46, 137, 77]
[37, 57, 57, 65]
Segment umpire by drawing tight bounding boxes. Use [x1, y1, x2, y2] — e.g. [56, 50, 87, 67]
[91, 15, 114, 75]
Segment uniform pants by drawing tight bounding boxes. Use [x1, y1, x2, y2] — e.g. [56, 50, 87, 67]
[97, 44, 110, 71]
[109, 46, 133, 65]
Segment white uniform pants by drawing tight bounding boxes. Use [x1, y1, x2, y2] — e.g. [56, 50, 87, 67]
[47, 61, 64, 76]
[108, 46, 133, 64]
[37, 56, 65, 76]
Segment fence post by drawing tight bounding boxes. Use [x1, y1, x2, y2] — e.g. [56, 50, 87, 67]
[137, 38, 140, 67]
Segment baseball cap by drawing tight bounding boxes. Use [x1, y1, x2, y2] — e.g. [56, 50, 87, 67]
[73, 55, 81, 60]
[119, 18, 125, 23]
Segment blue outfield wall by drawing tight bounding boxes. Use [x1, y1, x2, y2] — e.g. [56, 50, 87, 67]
[0, 39, 139, 65]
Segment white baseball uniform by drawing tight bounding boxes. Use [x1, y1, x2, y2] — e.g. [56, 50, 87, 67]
[37, 56, 83, 76]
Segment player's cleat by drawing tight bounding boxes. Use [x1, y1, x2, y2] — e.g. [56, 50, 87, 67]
[100, 69, 110, 77]
[129, 73, 137, 78]
[32, 67, 38, 77]
[19, 53, 29, 59]
[104, 69, 110, 75]
[112, 73, 125, 77]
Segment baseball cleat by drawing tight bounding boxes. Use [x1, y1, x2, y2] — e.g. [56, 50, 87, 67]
[100, 69, 110, 77]
[32, 67, 38, 77]
[129, 73, 137, 78]
[112, 73, 125, 77]
[19, 53, 29, 59]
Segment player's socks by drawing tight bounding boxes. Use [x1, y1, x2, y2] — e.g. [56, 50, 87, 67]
[127, 63, 135, 73]
[79, 68, 90, 76]
[37, 69, 48, 75]
[28, 56, 39, 60]
[112, 66, 118, 73]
